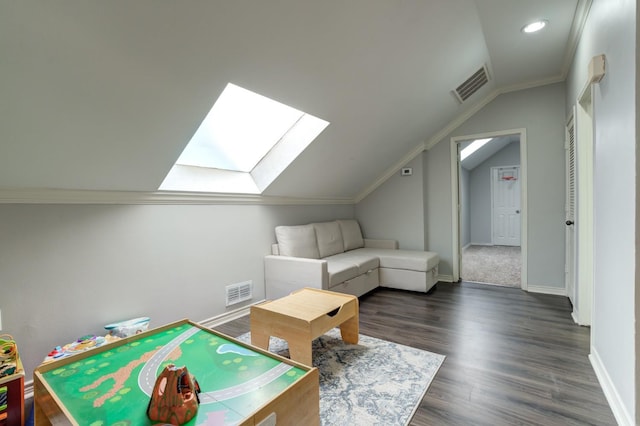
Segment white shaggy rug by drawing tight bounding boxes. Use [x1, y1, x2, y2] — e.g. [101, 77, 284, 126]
[237, 328, 445, 426]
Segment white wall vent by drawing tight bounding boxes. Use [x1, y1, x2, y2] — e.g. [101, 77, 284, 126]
[225, 280, 253, 306]
[453, 65, 490, 103]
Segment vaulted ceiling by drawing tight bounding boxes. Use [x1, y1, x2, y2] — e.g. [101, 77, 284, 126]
[1, 0, 587, 201]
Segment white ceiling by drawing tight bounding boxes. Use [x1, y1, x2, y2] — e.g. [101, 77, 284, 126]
[0, 0, 586, 200]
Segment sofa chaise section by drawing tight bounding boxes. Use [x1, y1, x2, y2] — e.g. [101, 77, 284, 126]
[264, 219, 439, 299]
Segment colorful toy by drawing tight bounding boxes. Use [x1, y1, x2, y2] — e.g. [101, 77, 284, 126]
[0, 335, 18, 379]
[104, 316, 150, 338]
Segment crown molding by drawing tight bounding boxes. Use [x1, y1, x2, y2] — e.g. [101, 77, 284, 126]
[356, 73, 566, 203]
[560, 0, 593, 79]
[423, 89, 501, 152]
[354, 87, 502, 204]
[354, 142, 425, 203]
[0, 188, 354, 205]
[498, 74, 565, 96]
[425, 74, 565, 151]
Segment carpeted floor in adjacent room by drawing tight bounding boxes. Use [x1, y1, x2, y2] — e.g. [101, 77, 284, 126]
[461, 244, 521, 287]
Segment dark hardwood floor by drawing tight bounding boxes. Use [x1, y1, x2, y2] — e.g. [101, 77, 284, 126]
[213, 282, 616, 425]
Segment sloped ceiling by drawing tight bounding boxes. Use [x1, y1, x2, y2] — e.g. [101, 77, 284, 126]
[460, 135, 519, 171]
[0, 0, 586, 200]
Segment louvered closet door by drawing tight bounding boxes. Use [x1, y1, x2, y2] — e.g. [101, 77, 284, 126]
[565, 116, 577, 306]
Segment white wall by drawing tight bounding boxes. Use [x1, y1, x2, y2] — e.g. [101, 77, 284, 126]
[566, 0, 636, 423]
[460, 167, 471, 247]
[425, 83, 566, 288]
[423, 140, 455, 278]
[468, 142, 521, 245]
[0, 203, 354, 379]
[356, 155, 425, 250]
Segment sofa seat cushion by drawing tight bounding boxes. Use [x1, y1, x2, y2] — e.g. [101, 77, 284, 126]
[326, 260, 359, 287]
[325, 252, 379, 275]
[354, 248, 439, 272]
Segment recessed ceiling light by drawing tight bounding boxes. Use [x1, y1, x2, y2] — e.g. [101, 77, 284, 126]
[522, 20, 548, 33]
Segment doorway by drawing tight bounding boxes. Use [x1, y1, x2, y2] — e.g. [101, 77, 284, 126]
[450, 129, 527, 289]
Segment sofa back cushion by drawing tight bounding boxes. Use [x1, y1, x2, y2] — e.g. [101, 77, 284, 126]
[337, 219, 365, 250]
[275, 224, 320, 259]
[312, 221, 345, 258]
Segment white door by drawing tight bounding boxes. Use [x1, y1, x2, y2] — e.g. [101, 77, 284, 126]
[565, 115, 577, 306]
[492, 166, 521, 246]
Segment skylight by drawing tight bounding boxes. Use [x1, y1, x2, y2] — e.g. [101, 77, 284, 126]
[176, 83, 304, 172]
[160, 83, 329, 194]
[460, 138, 492, 161]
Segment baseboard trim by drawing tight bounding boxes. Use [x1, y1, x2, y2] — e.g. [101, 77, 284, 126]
[526, 285, 567, 296]
[571, 310, 579, 324]
[437, 274, 454, 283]
[198, 303, 256, 329]
[589, 347, 633, 426]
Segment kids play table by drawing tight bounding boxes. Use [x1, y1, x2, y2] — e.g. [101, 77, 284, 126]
[33, 319, 318, 425]
[250, 288, 359, 366]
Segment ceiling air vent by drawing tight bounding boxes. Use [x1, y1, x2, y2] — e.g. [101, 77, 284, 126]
[453, 65, 490, 103]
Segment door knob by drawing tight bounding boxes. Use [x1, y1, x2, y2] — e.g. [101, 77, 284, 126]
[516, 210, 520, 214]
[566, 220, 574, 226]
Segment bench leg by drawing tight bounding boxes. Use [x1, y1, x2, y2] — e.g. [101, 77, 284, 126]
[288, 339, 313, 366]
[339, 314, 359, 344]
[251, 329, 271, 351]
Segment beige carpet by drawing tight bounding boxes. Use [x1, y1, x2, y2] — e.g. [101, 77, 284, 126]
[461, 245, 521, 287]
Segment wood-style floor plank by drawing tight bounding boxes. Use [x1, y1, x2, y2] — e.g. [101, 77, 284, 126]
[213, 282, 616, 425]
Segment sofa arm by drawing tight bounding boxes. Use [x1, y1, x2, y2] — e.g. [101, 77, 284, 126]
[364, 239, 399, 249]
[264, 255, 329, 299]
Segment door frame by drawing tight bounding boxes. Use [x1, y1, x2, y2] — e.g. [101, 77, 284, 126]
[572, 82, 595, 325]
[450, 128, 528, 289]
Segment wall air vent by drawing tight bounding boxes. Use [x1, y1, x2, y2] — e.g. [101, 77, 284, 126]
[453, 65, 490, 103]
[225, 280, 253, 306]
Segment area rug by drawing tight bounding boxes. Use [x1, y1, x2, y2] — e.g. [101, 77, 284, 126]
[236, 329, 445, 426]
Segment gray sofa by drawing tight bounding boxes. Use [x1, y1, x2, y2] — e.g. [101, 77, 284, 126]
[264, 219, 439, 299]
